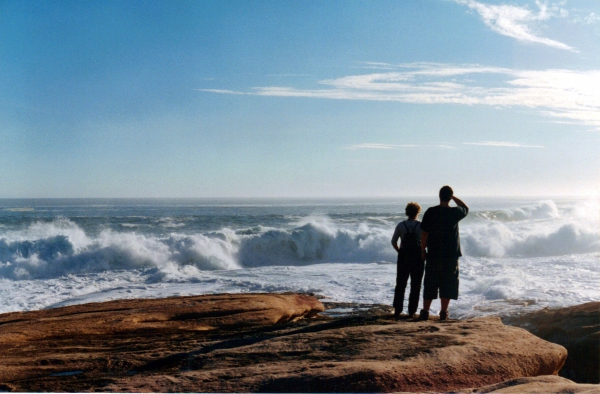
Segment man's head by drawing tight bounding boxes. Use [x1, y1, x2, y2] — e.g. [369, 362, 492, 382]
[405, 202, 421, 219]
[439, 185, 453, 202]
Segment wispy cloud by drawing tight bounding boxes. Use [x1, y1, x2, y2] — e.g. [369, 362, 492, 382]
[199, 63, 600, 129]
[455, 0, 575, 51]
[356, 62, 398, 70]
[200, 88, 247, 95]
[463, 141, 545, 148]
[572, 11, 600, 25]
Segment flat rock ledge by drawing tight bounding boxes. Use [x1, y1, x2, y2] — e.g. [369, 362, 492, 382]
[0, 293, 568, 393]
[466, 375, 599, 393]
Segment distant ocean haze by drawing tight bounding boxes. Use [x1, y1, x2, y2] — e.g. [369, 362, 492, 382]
[0, 198, 598, 317]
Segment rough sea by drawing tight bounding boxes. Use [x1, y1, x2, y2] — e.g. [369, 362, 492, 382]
[0, 197, 598, 318]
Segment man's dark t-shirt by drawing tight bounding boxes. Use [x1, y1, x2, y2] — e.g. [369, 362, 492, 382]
[420, 206, 468, 258]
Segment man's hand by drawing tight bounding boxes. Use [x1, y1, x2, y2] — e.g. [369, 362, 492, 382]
[451, 195, 468, 209]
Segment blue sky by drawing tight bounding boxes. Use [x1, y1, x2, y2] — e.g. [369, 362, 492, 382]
[1, 0, 599, 198]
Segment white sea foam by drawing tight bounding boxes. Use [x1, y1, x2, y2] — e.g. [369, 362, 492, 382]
[238, 220, 392, 267]
[463, 200, 599, 258]
[5, 207, 35, 212]
[0, 199, 597, 315]
[479, 200, 560, 221]
[0, 200, 598, 280]
[0, 225, 241, 280]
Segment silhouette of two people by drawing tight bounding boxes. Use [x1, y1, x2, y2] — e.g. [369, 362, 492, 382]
[391, 186, 468, 321]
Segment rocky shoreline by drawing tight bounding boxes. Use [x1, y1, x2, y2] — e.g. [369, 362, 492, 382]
[0, 293, 597, 393]
[502, 301, 600, 385]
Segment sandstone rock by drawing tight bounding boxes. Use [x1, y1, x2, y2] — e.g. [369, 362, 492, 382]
[0, 295, 567, 392]
[503, 302, 600, 383]
[468, 375, 600, 393]
[104, 315, 566, 393]
[0, 293, 324, 391]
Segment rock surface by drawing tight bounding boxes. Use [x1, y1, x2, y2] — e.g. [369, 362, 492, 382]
[468, 375, 599, 393]
[503, 301, 600, 383]
[0, 293, 323, 392]
[0, 294, 567, 392]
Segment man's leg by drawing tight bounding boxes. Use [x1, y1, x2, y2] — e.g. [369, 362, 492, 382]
[439, 259, 459, 302]
[418, 298, 432, 321]
[439, 259, 459, 321]
[440, 298, 450, 312]
[421, 259, 441, 313]
[422, 299, 433, 311]
[419, 258, 443, 320]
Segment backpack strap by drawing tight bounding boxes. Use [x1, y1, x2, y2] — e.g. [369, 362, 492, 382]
[403, 222, 416, 234]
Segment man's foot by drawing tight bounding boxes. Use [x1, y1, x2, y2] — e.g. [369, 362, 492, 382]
[417, 309, 429, 321]
[394, 309, 401, 319]
[440, 310, 449, 321]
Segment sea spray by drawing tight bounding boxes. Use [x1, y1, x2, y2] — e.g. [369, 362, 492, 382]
[0, 198, 597, 315]
[0, 199, 598, 279]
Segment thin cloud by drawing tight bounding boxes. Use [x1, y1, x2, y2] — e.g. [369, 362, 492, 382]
[435, 144, 457, 149]
[455, 0, 575, 51]
[363, 62, 394, 67]
[463, 141, 545, 148]
[582, 12, 600, 24]
[357, 62, 397, 70]
[571, 11, 600, 25]
[199, 63, 600, 129]
[199, 88, 248, 95]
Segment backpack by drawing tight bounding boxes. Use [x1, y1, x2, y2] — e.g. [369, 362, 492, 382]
[401, 222, 421, 261]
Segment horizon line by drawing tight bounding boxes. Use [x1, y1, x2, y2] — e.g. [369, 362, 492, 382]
[0, 195, 596, 200]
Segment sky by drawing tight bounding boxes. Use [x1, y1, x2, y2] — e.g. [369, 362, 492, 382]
[1, 0, 599, 198]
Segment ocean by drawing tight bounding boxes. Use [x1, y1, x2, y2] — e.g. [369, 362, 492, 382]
[0, 197, 598, 318]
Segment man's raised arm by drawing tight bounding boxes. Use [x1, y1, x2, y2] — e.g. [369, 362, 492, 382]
[452, 196, 468, 209]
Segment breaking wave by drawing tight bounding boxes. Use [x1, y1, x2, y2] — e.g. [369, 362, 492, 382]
[0, 199, 598, 279]
[475, 200, 560, 221]
[0, 217, 393, 279]
[462, 200, 599, 258]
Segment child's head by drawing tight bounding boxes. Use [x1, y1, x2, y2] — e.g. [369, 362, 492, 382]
[405, 202, 421, 219]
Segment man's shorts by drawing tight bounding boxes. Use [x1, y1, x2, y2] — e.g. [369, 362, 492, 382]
[423, 258, 459, 300]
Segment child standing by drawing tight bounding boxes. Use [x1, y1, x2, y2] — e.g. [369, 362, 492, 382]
[391, 202, 424, 318]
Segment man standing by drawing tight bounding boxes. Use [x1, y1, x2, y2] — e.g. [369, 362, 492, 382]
[418, 186, 468, 321]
